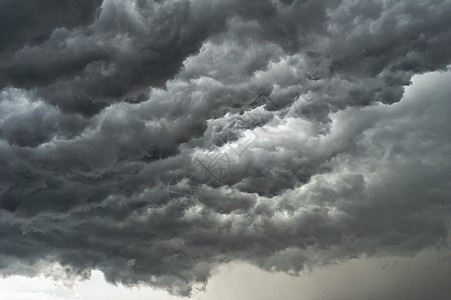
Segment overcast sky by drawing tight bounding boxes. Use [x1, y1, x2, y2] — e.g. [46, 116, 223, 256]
[1, 0, 451, 299]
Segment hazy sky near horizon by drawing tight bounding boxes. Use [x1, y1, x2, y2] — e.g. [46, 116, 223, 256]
[1, 245, 451, 299]
[1, 0, 451, 299]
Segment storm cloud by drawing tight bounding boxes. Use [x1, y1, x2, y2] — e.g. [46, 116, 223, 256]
[1, 0, 451, 297]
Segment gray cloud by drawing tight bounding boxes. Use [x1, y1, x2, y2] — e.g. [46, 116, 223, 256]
[0, 0, 103, 53]
[1, 0, 451, 297]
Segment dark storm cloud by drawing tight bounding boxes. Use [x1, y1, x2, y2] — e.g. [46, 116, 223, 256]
[0, 89, 88, 147]
[1, 0, 451, 297]
[0, 0, 103, 53]
[0, 0, 279, 115]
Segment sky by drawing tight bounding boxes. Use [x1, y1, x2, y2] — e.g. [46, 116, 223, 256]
[0, 0, 451, 299]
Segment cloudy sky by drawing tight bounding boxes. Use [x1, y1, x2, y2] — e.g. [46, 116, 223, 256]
[1, 0, 451, 299]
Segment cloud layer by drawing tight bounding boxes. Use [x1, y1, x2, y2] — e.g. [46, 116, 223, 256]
[1, 0, 451, 296]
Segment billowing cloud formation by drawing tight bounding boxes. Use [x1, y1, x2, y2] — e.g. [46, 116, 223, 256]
[0, 0, 451, 296]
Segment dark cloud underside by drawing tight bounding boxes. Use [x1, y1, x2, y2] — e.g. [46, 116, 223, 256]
[0, 0, 451, 297]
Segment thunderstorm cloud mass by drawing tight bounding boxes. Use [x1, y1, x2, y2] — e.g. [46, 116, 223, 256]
[0, 0, 451, 299]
